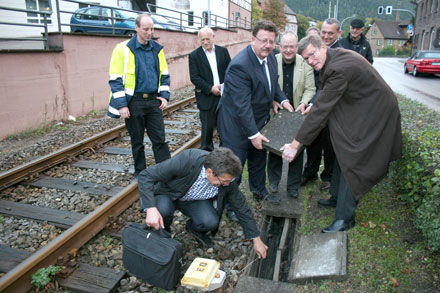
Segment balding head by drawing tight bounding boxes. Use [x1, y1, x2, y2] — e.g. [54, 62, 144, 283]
[279, 31, 298, 63]
[198, 27, 215, 52]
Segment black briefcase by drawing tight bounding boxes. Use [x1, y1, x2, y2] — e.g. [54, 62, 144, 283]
[122, 222, 183, 290]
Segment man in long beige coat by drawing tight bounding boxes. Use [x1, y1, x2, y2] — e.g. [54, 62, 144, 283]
[282, 35, 402, 232]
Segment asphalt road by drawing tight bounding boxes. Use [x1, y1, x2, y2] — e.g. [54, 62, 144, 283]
[373, 57, 440, 112]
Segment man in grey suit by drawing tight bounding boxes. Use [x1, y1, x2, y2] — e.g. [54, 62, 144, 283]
[189, 27, 231, 151]
[138, 147, 268, 259]
[216, 20, 293, 203]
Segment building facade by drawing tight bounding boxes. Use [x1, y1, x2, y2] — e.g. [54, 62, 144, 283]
[413, 0, 440, 51]
[366, 20, 411, 57]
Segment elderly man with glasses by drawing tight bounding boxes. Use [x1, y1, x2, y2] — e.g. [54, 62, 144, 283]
[267, 31, 316, 198]
[138, 147, 268, 259]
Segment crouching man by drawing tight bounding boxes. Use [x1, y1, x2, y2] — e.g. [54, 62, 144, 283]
[138, 147, 268, 259]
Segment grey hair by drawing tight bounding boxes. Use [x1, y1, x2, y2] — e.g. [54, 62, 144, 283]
[198, 27, 214, 38]
[298, 34, 323, 54]
[323, 18, 341, 31]
[280, 31, 298, 43]
[306, 26, 320, 35]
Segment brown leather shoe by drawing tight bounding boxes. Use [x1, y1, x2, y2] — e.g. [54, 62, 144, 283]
[320, 181, 331, 190]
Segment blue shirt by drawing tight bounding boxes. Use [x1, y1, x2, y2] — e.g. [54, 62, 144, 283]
[134, 38, 159, 94]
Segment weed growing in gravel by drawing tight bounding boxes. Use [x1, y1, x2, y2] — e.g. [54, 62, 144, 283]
[31, 265, 62, 290]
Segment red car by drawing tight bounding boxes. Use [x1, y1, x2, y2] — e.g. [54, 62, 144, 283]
[404, 50, 440, 77]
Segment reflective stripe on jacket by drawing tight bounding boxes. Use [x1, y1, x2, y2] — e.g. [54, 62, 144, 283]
[107, 35, 170, 118]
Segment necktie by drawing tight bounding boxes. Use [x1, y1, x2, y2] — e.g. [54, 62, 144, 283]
[262, 60, 271, 92]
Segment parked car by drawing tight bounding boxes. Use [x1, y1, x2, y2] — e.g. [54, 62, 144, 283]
[70, 7, 186, 35]
[404, 50, 440, 77]
[70, 7, 138, 35]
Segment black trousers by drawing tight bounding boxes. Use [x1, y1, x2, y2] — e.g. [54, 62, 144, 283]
[267, 150, 304, 191]
[329, 159, 358, 221]
[125, 97, 170, 175]
[199, 102, 218, 151]
[222, 140, 268, 196]
[303, 125, 335, 182]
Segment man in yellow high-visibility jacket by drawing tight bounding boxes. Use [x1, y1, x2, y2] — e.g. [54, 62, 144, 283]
[108, 14, 170, 176]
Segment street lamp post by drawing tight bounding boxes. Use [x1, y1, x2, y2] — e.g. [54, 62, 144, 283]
[341, 14, 356, 30]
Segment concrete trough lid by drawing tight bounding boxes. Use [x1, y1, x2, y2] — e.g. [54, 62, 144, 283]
[290, 231, 347, 282]
[234, 276, 296, 293]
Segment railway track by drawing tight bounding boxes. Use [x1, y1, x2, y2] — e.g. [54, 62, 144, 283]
[0, 97, 203, 292]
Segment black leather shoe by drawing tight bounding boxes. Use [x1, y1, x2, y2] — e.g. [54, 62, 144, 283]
[227, 210, 239, 223]
[318, 198, 337, 207]
[287, 189, 299, 198]
[254, 192, 281, 204]
[300, 176, 317, 186]
[322, 219, 355, 233]
[268, 183, 279, 193]
[185, 222, 213, 247]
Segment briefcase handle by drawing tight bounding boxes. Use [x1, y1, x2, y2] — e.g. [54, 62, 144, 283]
[128, 222, 172, 238]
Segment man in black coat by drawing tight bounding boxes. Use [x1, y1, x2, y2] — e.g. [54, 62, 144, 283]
[189, 27, 231, 151]
[216, 20, 293, 203]
[138, 147, 268, 259]
[339, 19, 373, 64]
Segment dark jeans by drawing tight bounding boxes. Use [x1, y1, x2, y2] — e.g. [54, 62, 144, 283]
[329, 159, 358, 221]
[155, 194, 219, 233]
[222, 140, 268, 196]
[267, 150, 304, 191]
[125, 97, 170, 175]
[303, 126, 335, 182]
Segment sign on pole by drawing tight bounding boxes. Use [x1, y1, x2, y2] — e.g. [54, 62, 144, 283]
[378, 6, 384, 14]
[386, 6, 393, 14]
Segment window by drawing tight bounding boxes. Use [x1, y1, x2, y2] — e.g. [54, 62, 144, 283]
[376, 49, 380, 56]
[387, 39, 393, 45]
[371, 29, 377, 36]
[435, 28, 440, 48]
[377, 39, 382, 45]
[187, 11, 194, 26]
[84, 7, 101, 21]
[26, 0, 51, 24]
[398, 40, 403, 46]
[235, 12, 240, 26]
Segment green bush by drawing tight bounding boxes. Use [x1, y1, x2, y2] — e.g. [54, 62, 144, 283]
[380, 45, 396, 56]
[390, 97, 440, 251]
[396, 47, 411, 57]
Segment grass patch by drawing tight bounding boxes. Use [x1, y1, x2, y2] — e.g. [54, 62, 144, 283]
[296, 179, 439, 292]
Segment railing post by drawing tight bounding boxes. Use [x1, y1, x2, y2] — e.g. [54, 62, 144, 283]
[55, 0, 61, 33]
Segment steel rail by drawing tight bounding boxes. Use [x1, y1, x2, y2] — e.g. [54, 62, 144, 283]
[0, 133, 201, 292]
[0, 96, 195, 191]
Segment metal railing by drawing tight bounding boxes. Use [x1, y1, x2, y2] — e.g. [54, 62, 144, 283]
[0, 0, 252, 51]
[0, 4, 52, 49]
[146, 3, 252, 30]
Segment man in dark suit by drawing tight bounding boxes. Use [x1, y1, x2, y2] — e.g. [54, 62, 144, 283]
[216, 20, 293, 203]
[138, 147, 268, 259]
[282, 35, 401, 232]
[189, 27, 231, 151]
